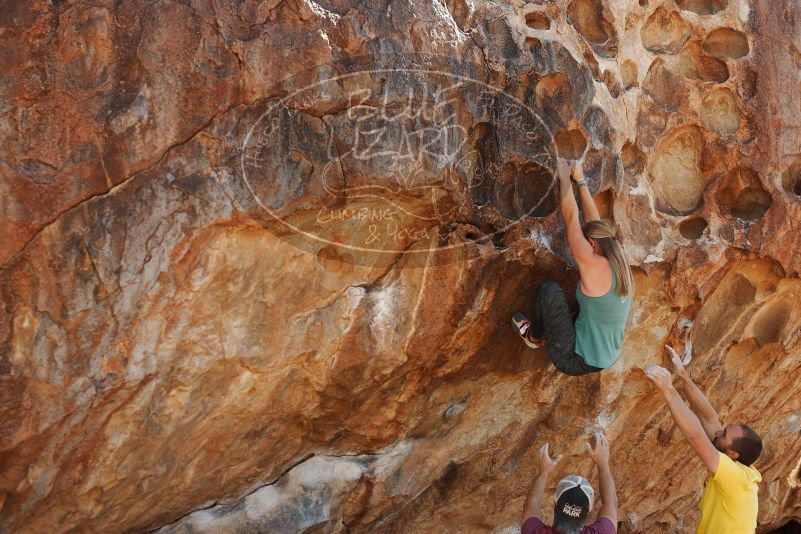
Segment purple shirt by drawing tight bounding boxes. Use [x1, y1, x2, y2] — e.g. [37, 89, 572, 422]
[522, 517, 616, 534]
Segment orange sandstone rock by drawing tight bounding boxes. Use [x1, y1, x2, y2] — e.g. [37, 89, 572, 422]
[1, 1, 800, 533]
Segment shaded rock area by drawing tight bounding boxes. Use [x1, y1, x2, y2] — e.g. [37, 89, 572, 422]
[1, 0, 800, 533]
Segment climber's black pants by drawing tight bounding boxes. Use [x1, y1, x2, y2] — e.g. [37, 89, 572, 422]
[530, 281, 603, 376]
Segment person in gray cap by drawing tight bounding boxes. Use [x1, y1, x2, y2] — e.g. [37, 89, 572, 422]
[521, 432, 618, 534]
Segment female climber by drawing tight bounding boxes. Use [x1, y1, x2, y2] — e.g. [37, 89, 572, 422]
[511, 158, 633, 375]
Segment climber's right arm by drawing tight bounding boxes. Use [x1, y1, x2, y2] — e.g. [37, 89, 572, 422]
[678, 375, 723, 441]
[587, 432, 618, 526]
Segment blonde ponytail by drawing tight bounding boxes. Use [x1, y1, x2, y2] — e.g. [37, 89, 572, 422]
[581, 220, 634, 299]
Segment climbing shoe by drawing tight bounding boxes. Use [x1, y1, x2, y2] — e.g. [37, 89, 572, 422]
[511, 311, 545, 349]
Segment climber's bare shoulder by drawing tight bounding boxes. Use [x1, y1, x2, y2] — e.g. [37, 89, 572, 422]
[577, 254, 613, 296]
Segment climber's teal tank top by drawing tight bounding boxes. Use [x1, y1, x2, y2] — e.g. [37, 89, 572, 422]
[574, 272, 632, 369]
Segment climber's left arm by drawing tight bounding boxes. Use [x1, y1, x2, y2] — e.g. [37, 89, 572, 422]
[573, 161, 601, 222]
[558, 159, 596, 266]
[645, 365, 720, 474]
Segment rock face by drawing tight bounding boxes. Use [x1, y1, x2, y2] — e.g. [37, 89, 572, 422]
[1, 0, 800, 533]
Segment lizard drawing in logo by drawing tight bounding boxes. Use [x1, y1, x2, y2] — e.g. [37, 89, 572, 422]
[319, 82, 484, 226]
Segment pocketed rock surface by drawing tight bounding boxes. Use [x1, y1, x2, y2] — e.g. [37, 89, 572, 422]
[1, 0, 800, 532]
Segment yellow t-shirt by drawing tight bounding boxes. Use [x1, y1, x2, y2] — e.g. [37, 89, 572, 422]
[697, 452, 761, 534]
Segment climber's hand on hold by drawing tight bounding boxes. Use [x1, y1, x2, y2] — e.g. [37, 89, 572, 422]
[665, 344, 688, 379]
[556, 158, 574, 203]
[586, 432, 610, 465]
[538, 443, 562, 475]
[644, 364, 674, 393]
[571, 160, 584, 183]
